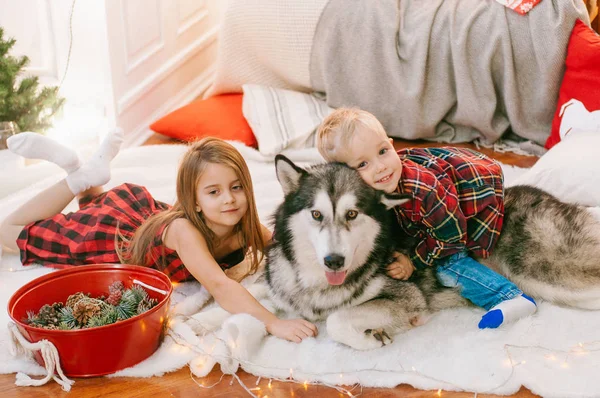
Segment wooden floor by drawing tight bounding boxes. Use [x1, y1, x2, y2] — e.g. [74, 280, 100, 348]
[0, 134, 540, 398]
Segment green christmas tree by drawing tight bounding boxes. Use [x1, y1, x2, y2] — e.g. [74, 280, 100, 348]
[0, 27, 65, 133]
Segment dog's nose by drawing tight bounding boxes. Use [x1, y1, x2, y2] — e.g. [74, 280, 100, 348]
[324, 254, 345, 270]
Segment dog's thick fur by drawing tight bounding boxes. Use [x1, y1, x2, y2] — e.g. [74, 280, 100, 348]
[482, 185, 600, 309]
[267, 156, 467, 350]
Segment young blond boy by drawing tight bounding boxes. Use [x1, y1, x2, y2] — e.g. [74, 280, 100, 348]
[316, 108, 536, 329]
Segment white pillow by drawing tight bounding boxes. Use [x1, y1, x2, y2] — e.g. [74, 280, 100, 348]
[512, 130, 600, 207]
[559, 99, 600, 142]
[242, 84, 333, 156]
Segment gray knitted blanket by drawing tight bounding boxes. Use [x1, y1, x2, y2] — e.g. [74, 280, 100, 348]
[310, 0, 588, 145]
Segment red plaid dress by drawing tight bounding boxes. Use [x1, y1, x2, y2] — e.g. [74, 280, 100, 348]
[16, 183, 244, 282]
[394, 148, 504, 269]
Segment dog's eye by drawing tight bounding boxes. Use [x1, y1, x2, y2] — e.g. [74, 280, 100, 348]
[346, 210, 358, 220]
[311, 210, 322, 221]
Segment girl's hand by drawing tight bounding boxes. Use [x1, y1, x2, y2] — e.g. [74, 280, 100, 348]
[266, 318, 318, 343]
[386, 251, 415, 280]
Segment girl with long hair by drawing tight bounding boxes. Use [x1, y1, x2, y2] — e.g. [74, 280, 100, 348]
[0, 131, 317, 343]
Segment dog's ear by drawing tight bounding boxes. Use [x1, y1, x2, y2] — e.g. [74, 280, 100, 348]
[275, 154, 307, 195]
[380, 192, 410, 209]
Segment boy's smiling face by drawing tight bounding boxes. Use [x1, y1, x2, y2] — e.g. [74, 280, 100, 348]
[341, 127, 403, 193]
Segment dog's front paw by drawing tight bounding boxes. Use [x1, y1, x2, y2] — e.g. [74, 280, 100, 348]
[364, 328, 393, 346]
[327, 311, 393, 350]
[342, 332, 389, 351]
[409, 313, 431, 327]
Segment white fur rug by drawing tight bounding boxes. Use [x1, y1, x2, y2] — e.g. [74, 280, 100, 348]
[1, 143, 600, 398]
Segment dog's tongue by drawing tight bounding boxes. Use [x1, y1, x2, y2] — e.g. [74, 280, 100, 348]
[325, 270, 347, 285]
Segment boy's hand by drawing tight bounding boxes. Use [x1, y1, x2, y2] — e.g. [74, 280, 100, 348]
[386, 251, 415, 280]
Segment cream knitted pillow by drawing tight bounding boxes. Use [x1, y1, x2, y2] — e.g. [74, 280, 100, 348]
[205, 0, 329, 97]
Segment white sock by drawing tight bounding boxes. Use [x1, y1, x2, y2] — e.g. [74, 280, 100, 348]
[65, 128, 124, 195]
[7, 132, 81, 173]
[478, 294, 537, 329]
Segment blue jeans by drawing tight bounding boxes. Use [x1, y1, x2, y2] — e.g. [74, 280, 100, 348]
[435, 251, 522, 310]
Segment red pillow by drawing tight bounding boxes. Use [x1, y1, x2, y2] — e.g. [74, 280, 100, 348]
[150, 94, 257, 147]
[546, 20, 600, 149]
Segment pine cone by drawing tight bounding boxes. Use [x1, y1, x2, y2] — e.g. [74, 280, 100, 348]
[37, 303, 63, 327]
[109, 281, 125, 295]
[106, 290, 122, 306]
[137, 300, 151, 314]
[66, 292, 88, 309]
[72, 300, 102, 326]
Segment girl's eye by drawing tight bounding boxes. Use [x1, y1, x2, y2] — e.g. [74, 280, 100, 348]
[357, 161, 367, 169]
[346, 210, 358, 220]
[232, 185, 243, 191]
[209, 190, 218, 195]
[311, 210, 323, 221]
[379, 148, 388, 155]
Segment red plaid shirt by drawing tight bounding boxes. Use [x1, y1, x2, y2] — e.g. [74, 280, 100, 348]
[394, 148, 504, 269]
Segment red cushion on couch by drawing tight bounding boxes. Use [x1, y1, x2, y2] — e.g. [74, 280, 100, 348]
[546, 20, 600, 149]
[150, 94, 257, 147]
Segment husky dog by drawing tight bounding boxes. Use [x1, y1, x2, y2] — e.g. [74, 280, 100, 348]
[267, 156, 467, 350]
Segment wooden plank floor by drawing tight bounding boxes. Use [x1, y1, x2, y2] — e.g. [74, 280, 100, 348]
[0, 134, 540, 398]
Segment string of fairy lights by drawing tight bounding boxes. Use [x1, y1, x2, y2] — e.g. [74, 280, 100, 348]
[168, 314, 600, 397]
[2, 269, 598, 395]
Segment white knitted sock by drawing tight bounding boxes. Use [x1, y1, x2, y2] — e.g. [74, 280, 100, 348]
[478, 294, 537, 329]
[7, 132, 81, 173]
[65, 128, 124, 195]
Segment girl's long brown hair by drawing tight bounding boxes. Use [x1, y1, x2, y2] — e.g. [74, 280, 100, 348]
[117, 138, 266, 279]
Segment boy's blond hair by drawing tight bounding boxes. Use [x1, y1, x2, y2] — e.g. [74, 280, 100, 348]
[317, 108, 388, 162]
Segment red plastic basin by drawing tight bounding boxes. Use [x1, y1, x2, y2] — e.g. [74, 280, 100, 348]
[7, 264, 173, 377]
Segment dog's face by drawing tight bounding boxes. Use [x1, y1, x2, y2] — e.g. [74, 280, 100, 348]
[274, 155, 408, 286]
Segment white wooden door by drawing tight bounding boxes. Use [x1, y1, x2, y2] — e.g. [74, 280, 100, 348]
[0, 0, 226, 147]
[104, 0, 226, 146]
